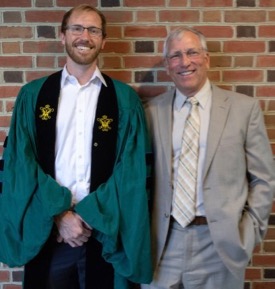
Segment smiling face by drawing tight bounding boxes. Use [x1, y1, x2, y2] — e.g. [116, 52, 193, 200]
[61, 9, 106, 69]
[165, 31, 210, 97]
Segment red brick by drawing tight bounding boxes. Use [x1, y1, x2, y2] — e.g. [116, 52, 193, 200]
[36, 0, 53, 7]
[245, 267, 262, 280]
[235, 56, 254, 67]
[259, 25, 275, 37]
[224, 41, 265, 53]
[6, 101, 15, 113]
[257, 56, 275, 67]
[159, 10, 199, 22]
[23, 41, 64, 53]
[0, 0, 30, 6]
[0, 86, 21, 98]
[168, 0, 188, 6]
[3, 285, 22, 289]
[104, 11, 133, 23]
[257, 86, 275, 97]
[101, 70, 132, 83]
[2, 42, 21, 54]
[0, 26, 32, 39]
[125, 0, 165, 6]
[264, 241, 275, 252]
[0, 116, 12, 128]
[195, 26, 233, 38]
[36, 56, 55, 68]
[253, 254, 275, 266]
[57, 57, 66, 68]
[223, 70, 263, 82]
[191, 0, 233, 6]
[225, 10, 267, 22]
[210, 55, 232, 67]
[0, 56, 32, 68]
[264, 227, 275, 240]
[157, 70, 171, 82]
[260, 0, 275, 7]
[100, 56, 122, 69]
[56, 0, 97, 7]
[25, 10, 65, 23]
[0, 270, 10, 282]
[208, 70, 222, 82]
[136, 11, 157, 22]
[269, 10, 275, 20]
[267, 100, 275, 110]
[103, 41, 131, 54]
[105, 26, 122, 39]
[253, 282, 275, 289]
[25, 71, 56, 83]
[124, 26, 167, 38]
[0, 131, 8, 142]
[124, 56, 163, 68]
[203, 10, 222, 22]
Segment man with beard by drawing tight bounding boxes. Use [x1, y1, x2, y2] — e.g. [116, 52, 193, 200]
[0, 4, 152, 289]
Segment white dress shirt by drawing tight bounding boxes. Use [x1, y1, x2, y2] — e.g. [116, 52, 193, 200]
[172, 79, 212, 216]
[54, 66, 107, 205]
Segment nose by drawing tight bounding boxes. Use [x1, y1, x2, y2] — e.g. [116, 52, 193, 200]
[81, 28, 90, 38]
[180, 53, 191, 66]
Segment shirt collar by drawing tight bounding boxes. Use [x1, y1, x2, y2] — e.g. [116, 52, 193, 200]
[174, 79, 211, 111]
[61, 65, 107, 88]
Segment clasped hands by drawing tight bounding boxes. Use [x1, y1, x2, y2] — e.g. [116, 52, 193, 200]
[54, 210, 92, 247]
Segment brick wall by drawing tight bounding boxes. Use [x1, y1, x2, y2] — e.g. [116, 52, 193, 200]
[0, 0, 275, 288]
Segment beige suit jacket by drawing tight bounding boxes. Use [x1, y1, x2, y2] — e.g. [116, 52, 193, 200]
[145, 84, 275, 279]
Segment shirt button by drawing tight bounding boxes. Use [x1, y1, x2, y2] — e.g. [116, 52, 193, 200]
[94, 142, 98, 147]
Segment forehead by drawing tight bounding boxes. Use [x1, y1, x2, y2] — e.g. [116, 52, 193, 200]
[168, 31, 201, 51]
[68, 10, 102, 26]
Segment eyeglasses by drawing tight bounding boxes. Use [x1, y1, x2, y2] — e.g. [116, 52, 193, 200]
[166, 48, 205, 63]
[65, 25, 103, 37]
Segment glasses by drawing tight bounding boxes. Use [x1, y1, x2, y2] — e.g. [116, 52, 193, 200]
[166, 48, 204, 63]
[65, 25, 103, 37]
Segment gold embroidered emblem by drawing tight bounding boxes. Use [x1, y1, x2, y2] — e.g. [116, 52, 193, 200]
[97, 115, 113, 132]
[39, 104, 54, 120]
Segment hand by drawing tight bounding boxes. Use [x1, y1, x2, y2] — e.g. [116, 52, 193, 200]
[54, 211, 92, 247]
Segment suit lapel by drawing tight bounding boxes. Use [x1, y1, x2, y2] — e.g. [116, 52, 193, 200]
[156, 90, 174, 180]
[202, 85, 231, 180]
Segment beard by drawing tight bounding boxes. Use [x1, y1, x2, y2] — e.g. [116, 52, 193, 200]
[64, 40, 101, 66]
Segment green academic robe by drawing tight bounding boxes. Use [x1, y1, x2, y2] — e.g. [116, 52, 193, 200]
[0, 71, 152, 288]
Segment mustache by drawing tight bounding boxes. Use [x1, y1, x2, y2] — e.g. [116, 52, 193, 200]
[74, 40, 94, 47]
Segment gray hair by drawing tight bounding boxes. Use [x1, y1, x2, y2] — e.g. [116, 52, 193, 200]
[163, 26, 208, 58]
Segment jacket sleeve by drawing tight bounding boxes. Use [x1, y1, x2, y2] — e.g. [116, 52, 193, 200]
[244, 100, 275, 243]
[0, 83, 72, 267]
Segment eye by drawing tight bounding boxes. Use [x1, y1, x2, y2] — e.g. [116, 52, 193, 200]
[186, 50, 200, 58]
[72, 25, 83, 33]
[169, 53, 181, 60]
[89, 28, 98, 35]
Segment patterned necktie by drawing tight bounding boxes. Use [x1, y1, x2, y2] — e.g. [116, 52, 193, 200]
[172, 97, 200, 228]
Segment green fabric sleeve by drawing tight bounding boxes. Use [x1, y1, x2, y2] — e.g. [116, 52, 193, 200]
[0, 81, 72, 267]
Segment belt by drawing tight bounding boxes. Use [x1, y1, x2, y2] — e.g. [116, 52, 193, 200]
[188, 216, 207, 226]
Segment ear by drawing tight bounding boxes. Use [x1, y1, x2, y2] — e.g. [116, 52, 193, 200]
[101, 38, 107, 50]
[205, 52, 210, 70]
[61, 32, 66, 45]
[164, 58, 170, 76]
